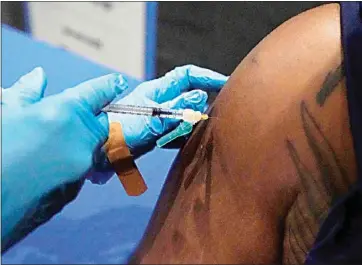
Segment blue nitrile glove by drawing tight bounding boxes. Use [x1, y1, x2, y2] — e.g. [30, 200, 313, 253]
[90, 65, 228, 184]
[1, 67, 128, 252]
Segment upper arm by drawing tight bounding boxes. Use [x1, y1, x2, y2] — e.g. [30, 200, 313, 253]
[213, 4, 357, 263]
[214, 3, 349, 211]
[131, 4, 357, 264]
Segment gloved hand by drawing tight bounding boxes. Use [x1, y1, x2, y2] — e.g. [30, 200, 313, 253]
[2, 67, 128, 252]
[90, 65, 228, 184]
[113, 65, 228, 152]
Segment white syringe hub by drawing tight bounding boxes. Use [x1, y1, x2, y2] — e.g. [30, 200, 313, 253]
[182, 109, 209, 124]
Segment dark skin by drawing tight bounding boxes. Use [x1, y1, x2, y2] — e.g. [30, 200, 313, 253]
[130, 3, 357, 264]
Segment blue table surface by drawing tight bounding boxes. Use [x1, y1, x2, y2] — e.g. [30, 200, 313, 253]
[1, 25, 179, 264]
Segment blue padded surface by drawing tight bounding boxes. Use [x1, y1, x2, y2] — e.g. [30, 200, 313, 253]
[1, 25, 179, 264]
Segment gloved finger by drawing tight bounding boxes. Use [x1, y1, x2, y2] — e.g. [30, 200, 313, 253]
[157, 90, 209, 132]
[162, 89, 208, 111]
[137, 64, 228, 103]
[2, 67, 47, 106]
[96, 112, 110, 134]
[202, 103, 210, 113]
[61, 73, 128, 114]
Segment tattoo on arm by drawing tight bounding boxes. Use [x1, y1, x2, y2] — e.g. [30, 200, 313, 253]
[285, 101, 349, 262]
[316, 63, 344, 106]
[285, 64, 350, 262]
[286, 101, 349, 215]
[288, 63, 348, 214]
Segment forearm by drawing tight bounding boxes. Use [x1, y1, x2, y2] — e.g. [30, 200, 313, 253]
[1, 120, 142, 253]
[1, 128, 76, 253]
[1, 174, 84, 253]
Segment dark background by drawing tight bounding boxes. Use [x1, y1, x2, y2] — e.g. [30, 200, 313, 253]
[1, 2, 325, 76]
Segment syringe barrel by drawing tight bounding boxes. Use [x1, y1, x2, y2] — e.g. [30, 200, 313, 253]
[103, 104, 184, 119]
[153, 108, 183, 119]
[103, 104, 154, 116]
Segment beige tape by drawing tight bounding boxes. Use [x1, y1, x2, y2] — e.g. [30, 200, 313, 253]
[104, 122, 147, 196]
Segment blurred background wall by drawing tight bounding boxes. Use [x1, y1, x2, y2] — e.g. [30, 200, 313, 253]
[156, 2, 324, 76]
[2, 1, 324, 77]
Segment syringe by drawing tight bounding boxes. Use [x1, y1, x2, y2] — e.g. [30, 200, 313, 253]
[102, 104, 209, 124]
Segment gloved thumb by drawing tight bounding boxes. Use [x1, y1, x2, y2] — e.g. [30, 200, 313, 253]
[61, 73, 128, 114]
[2, 67, 47, 107]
